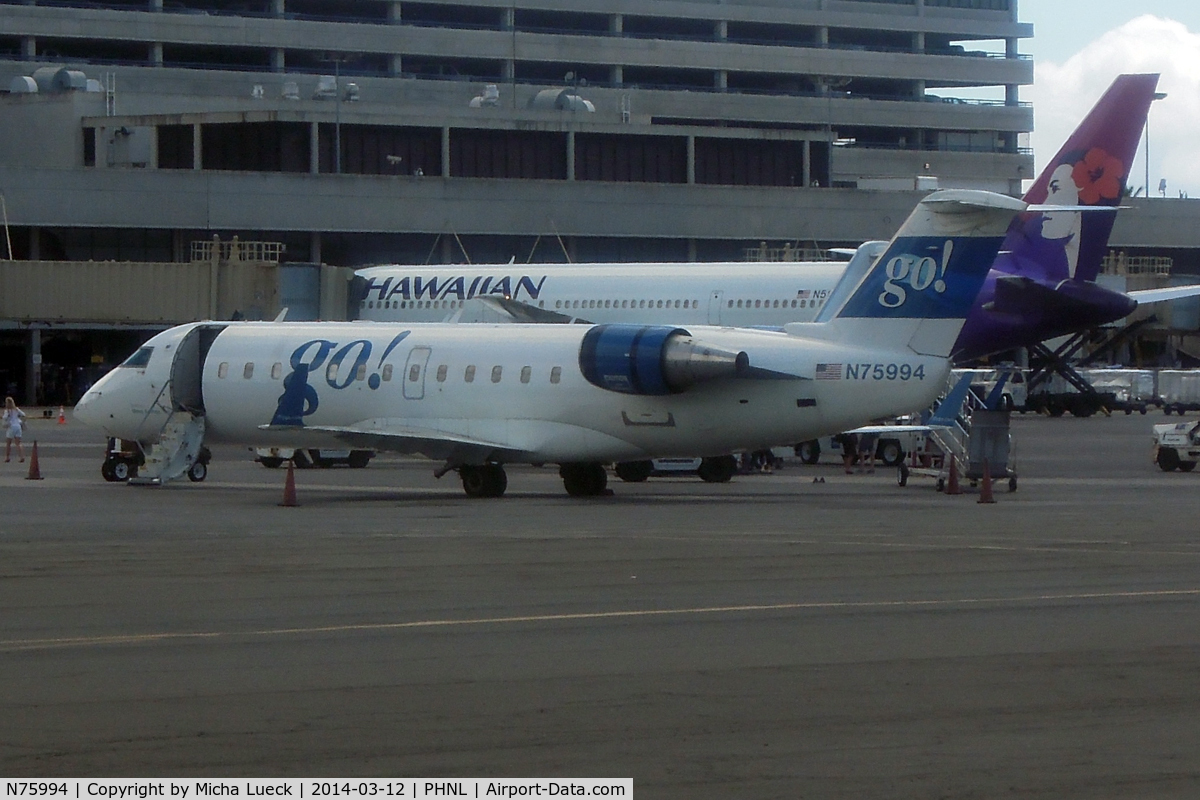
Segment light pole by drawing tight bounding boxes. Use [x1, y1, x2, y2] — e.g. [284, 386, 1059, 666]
[320, 53, 354, 174]
[1145, 91, 1167, 198]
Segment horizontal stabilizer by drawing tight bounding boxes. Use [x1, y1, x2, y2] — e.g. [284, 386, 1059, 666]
[1128, 283, 1200, 304]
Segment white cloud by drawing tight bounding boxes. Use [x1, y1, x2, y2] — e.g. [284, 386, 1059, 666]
[1031, 15, 1200, 196]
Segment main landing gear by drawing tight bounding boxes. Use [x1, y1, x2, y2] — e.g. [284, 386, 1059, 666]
[560, 462, 609, 497]
[459, 464, 508, 498]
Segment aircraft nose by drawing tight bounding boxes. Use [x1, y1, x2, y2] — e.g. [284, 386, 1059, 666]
[74, 389, 106, 430]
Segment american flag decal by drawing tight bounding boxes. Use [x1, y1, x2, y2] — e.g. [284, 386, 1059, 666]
[815, 363, 842, 380]
[796, 289, 811, 299]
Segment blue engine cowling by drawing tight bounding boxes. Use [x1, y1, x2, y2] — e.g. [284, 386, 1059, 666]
[579, 324, 748, 395]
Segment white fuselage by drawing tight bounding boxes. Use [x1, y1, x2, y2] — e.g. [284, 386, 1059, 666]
[354, 260, 849, 327]
[77, 320, 950, 465]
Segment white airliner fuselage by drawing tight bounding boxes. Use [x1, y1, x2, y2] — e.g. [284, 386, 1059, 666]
[354, 257, 866, 327]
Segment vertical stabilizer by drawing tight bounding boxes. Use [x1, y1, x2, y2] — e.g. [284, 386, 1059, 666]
[1006, 73, 1160, 284]
[810, 189, 1024, 358]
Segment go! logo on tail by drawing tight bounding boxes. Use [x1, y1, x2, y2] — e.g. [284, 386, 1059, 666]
[878, 240, 953, 309]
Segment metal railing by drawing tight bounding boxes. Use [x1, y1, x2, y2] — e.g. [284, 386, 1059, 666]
[1101, 252, 1173, 276]
[190, 239, 285, 263]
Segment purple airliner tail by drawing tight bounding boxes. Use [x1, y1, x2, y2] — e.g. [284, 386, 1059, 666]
[1003, 73, 1160, 285]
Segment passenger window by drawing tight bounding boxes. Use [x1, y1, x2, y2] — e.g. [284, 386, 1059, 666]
[271, 362, 282, 380]
[409, 364, 421, 382]
[656, 300, 663, 308]
[436, 364, 448, 382]
[737, 300, 743, 308]
[382, 364, 393, 381]
[465, 365, 476, 383]
[791, 300, 797, 308]
[521, 366, 532, 384]
[326, 363, 339, 383]
[356, 364, 367, 381]
[555, 301, 562, 309]
[728, 300, 734, 308]
[621, 300, 628, 308]
[604, 300, 611, 308]
[243, 363, 254, 379]
[217, 362, 228, 379]
[550, 366, 562, 384]
[491, 365, 503, 383]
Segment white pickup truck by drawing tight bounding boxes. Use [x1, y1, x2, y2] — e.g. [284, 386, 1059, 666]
[1151, 421, 1200, 472]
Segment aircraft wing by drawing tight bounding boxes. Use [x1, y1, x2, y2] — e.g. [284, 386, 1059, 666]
[1127, 284, 1200, 304]
[474, 295, 589, 324]
[258, 422, 525, 462]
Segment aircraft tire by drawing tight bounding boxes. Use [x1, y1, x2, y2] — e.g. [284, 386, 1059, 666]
[112, 460, 132, 482]
[461, 464, 507, 498]
[1181, 461, 1197, 473]
[560, 463, 608, 497]
[614, 460, 653, 482]
[796, 440, 821, 465]
[347, 451, 372, 469]
[697, 455, 736, 483]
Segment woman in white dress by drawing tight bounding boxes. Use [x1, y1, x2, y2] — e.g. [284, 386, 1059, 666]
[3, 396, 26, 463]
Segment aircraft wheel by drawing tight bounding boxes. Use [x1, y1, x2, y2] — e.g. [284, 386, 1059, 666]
[614, 460, 653, 482]
[347, 451, 372, 469]
[560, 463, 608, 497]
[1181, 461, 1197, 473]
[1157, 448, 1181, 472]
[112, 459, 132, 482]
[187, 461, 208, 482]
[461, 464, 507, 498]
[697, 455, 736, 483]
[796, 440, 821, 465]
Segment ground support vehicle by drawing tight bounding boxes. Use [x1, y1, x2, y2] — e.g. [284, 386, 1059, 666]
[795, 434, 909, 467]
[613, 455, 741, 483]
[896, 410, 1017, 493]
[254, 447, 374, 469]
[1151, 420, 1200, 472]
[1158, 371, 1200, 415]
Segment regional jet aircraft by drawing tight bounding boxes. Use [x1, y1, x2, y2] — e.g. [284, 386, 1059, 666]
[76, 190, 1027, 496]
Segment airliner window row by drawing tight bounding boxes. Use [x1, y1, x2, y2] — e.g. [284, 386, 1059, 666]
[553, 299, 700, 310]
[362, 300, 466, 310]
[214, 362, 564, 385]
[728, 298, 824, 309]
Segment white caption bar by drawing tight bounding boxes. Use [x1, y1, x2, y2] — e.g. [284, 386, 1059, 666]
[2, 780, 632, 800]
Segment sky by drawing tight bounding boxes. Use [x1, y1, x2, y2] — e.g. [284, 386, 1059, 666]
[1019, 1, 1200, 196]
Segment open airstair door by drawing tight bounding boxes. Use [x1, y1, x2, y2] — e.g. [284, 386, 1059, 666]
[170, 324, 225, 414]
[134, 324, 226, 485]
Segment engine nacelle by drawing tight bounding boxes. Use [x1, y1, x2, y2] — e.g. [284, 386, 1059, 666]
[579, 324, 748, 395]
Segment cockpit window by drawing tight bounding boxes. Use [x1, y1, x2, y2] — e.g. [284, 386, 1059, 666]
[120, 347, 154, 368]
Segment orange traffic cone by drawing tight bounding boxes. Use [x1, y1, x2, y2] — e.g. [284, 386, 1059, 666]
[945, 454, 962, 495]
[279, 460, 298, 507]
[57, 406, 66, 425]
[25, 441, 43, 481]
[978, 458, 996, 504]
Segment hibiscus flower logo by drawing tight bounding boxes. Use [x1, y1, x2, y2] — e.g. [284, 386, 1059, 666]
[1071, 147, 1125, 204]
